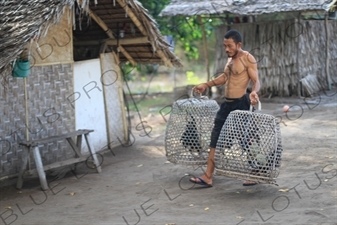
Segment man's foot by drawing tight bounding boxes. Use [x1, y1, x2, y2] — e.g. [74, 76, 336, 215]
[189, 175, 213, 187]
[243, 180, 257, 186]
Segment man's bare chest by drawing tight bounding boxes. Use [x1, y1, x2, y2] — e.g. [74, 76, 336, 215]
[225, 57, 248, 76]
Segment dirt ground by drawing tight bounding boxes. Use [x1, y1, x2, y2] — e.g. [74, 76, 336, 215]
[0, 90, 336, 225]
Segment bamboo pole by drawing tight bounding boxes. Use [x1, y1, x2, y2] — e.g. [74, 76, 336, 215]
[115, 0, 173, 67]
[24, 77, 31, 171]
[198, 15, 211, 82]
[74, 36, 149, 46]
[156, 50, 173, 68]
[86, 8, 136, 66]
[24, 78, 29, 142]
[115, 0, 147, 36]
[325, 13, 331, 90]
[86, 8, 114, 37]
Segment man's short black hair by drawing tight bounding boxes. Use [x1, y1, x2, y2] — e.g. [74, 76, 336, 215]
[224, 30, 242, 44]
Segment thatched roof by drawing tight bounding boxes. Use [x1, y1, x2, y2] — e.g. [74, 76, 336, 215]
[0, 0, 182, 78]
[0, 0, 74, 73]
[328, 0, 337, 11]
[160, 0, 329, 16]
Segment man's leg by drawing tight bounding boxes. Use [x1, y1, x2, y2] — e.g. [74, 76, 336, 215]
[190, 147, 215, 185]
[189, 115, 226, 186]
[188, 97, 231, 186]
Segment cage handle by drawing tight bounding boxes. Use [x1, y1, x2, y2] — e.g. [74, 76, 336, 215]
[191, 88, 209, 100]
[249, 100, 262, 112]
[191, 89, 201, 98]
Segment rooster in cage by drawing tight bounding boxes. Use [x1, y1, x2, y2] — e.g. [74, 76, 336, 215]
[180, 115, 203, 153]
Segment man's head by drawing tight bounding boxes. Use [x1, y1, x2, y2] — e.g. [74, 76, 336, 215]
[223, 30, 242, 58]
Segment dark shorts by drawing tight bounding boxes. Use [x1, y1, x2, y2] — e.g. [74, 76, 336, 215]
[210, 94, 250, 148]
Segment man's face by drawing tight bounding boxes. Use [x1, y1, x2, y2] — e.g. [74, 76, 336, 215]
[223, 38, 240, 57]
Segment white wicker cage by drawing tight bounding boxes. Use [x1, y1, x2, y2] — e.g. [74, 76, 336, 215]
[214, 103, 283, 185]
[165, 95, 220, 165]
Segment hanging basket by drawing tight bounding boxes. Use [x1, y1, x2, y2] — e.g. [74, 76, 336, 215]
[12, 59, 31, 78]
[165, 93, 220, 165]
[214, 102, 283, 185]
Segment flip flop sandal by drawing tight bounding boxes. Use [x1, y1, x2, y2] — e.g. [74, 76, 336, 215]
[243, 181, 257, 186]
[189, 177, 213, 187]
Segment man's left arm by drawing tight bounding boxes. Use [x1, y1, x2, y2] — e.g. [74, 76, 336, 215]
[246, 54, 260, 105]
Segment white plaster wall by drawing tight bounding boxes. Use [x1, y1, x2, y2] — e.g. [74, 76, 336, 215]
[73, 59, 108, 153]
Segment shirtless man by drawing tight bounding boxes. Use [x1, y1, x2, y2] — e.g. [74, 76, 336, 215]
[190, 30, 260, 187]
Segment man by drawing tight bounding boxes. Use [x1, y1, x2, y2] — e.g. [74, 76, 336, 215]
[190, 30, 260, 187]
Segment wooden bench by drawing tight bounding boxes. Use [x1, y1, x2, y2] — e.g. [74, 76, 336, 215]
[17, 129, 102, 190]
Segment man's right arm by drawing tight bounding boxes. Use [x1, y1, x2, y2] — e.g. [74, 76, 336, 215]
[203, 72, 228, 88]
[193, 72, 228, 94]
[193, 59, 229, 94]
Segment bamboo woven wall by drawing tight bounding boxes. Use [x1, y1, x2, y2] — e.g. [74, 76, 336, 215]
[0, 64, 76, 178]
[298, 20, 337, 91]
[28, 7, 73, 66]
[214, 19, 337, 97]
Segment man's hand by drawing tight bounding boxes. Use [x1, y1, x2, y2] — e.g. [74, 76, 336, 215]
[193, 83, 208, 94]
[249, 91, 259, 105]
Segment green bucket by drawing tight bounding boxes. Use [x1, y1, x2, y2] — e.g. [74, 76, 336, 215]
[12, 59, 31, 78]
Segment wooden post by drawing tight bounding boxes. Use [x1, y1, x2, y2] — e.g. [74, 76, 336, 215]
[99, 42, 108, 53]
[198, 15, 211, 82]
[296, 13, 302, 97]
[112, 52, 128, 143]
[325, 13, 331, 90]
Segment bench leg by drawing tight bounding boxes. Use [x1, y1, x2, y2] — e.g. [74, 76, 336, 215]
[32, 146, 49, 190]
[16, 149, 30, 189]
[66, 137, 82, 158]
[76, 134, 83, 153]
[84, 133, 102, 173]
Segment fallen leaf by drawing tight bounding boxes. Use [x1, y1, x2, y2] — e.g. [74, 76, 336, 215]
[164, 161, 171, 164]
[320, 209, 324, 210]
[236, 191, 240, 194]
[189, 204, 194, 207]
[278, 188, 289, 192]
[236, 216, 244, 219]
[4, 206, 11, 209]
[69, 192, 76, 196]
[165, 223, 176, 225]
[137, 164, 143, 167]
[247, 189, 252, 193]
[17, 191, 22, 194]
[136, 182, 141, 185]
[204, 207, 209, 211]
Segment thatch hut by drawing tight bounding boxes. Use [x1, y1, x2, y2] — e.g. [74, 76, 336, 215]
[161, 0, 337, 97]
[0, 0, 181, 179]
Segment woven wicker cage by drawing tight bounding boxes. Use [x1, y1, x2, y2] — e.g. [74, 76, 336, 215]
[214, 107, 283, 185]
[165, 96, 220, 165]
